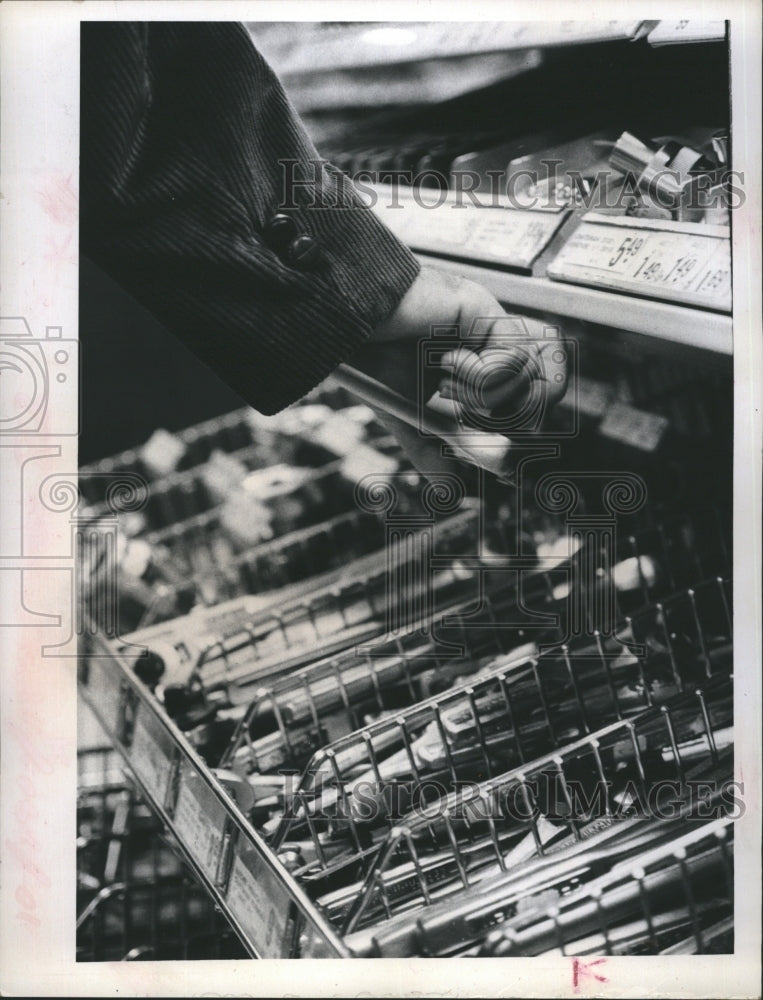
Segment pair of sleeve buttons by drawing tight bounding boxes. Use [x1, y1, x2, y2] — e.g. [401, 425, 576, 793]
[263, 214, 321, 269]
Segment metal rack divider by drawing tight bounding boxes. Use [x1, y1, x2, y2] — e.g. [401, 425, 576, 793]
[78, 632, 351, 958]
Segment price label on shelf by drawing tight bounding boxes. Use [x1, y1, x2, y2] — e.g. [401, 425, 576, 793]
[173, 763, 228, 881]
[647, 21, 726, 45]
[226, 839, 293, 957]
[548, 214, 731, 311]
[129, 709, 175, 805]
[599, 402, 670, 452]
[372, 188, 567, 270]
[557, 375, 613, 419]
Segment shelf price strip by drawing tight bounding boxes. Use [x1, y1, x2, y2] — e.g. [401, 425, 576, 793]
[371, 188, 567, 271]
[547, 213, 731, 312]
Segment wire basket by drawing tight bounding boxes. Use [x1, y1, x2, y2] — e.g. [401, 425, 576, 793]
[352, 815, 734, 957]
[473, 816, 734, 958]
[77, 747, 247, 961]
[139, 505, 484, 704]
[331, 672, 732, 942]
[262, 573, 730, 866]
[219, 501, 730, 780]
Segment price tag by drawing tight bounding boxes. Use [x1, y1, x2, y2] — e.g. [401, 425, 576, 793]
[129, 708, 174, 804]
[372, 190, 567, 270]
[647, 21, 726, 45]
[599, 402, 669, 452]
[558, 375, 613, 419]
[173, 762, 228, 881]
[225, 839, 294, 957]
[548, 214, 731, 311]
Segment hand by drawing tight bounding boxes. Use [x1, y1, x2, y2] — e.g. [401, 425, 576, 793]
[351, 267, 569, 474]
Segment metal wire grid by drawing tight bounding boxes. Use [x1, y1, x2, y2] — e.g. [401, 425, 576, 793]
[473, 816, 734, 957]
[264, 572, 730, 872]
[219, 502, 729, 775]
[346, 814, 734, 957]
[328, 671, 732, 938]
[77, 747, 247, 961]
[169, 506, 484, 702]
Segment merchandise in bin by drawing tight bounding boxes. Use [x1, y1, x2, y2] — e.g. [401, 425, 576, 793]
[76, 572, 731, 955]
[472, 816, 734, 957]
[128, 503, 486, 698]
[221, 573, 730, 930]
[77, 520, 731, 954]
[334, 674, 732, 946]
[81, 402, 416, 631]
[78, 387, 732, 959]
[78, 384, 357, 504]
[261, 575, 731, 868]
[203, 500, 730, 761]
[77, 746, 247, 961]
[80, 406, 335, 519]
[358, 815, 734, 957]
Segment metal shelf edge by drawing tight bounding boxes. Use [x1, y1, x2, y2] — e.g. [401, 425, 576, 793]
[77, 638, 351, 959]
[417, 253, 733, 356]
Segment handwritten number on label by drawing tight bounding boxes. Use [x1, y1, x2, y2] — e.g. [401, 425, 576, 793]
[608, 236, 644, 268]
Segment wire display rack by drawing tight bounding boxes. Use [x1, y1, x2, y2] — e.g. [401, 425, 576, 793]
[332, 673, 732, 944]
[77, 746, 247, 961]
[472, 816, 734, 958]
[257, 575, 731, 873]
[217, 503, 730, 771]
[351, 814, 734, 957]
[126, 504, 485, 700]
[78, 462, 733, 956]
[80, 399, 416, 631]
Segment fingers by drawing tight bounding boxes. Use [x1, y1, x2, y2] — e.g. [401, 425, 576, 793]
[440, 343, 536, 416]
[439, 331, 568, 423]
[368, 265, 570, 429]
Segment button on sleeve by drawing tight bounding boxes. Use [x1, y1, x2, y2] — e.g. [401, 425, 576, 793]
[262, 212, 298, 250]
[285, 234, 322, 269]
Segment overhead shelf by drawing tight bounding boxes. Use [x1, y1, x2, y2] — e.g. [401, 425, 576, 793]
[252, 21, 646, 77]
[417, 253, 733, 356]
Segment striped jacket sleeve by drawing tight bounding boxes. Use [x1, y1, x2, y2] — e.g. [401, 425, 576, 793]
[80, 22, 420, 414]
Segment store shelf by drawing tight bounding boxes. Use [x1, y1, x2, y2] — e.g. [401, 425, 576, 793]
[253, 21, 647, 77]
[79, 485, 733, 957]
[78, 637, 350, 958]
[418, 253, 733, 355]
[77, 19, 736, 964]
